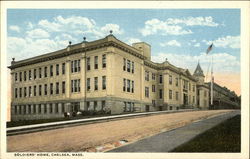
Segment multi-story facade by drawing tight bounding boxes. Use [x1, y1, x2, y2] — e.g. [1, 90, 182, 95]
[8, 33, 237, 121]
[207, 82, 241, 109]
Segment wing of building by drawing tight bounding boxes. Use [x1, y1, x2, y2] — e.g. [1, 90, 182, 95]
[8, 33, 240, 121]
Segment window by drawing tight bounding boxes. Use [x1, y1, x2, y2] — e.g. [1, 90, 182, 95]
[55, 103, 58, 113]
[183, 80, 188, 90]
[19, 72, 22, 82]
[189, 83, 191, 91]
[19, 105, 22, 114]
[24, 87, 27, 97]
[87, 78, 91, 91]
[193, 96, 195, 103]
[15, 73, 17, 81]
[56, 82, 59, 94]
[44, 104, 47, 114]
[29, 86, 31, 97]
[101, 101, 105, 110]
[71, 80, 80, 93]
[131, 81, 134, 93]
[123, 58, 126, 71]
[193, 85, 195, 92]
[71, 61, 74, 73]
[123, 78, 126, 92]
[127, 79, 130, 92]
[86, 101, 90, 110]
[38, 104, 41, 114]
[74, 60, 77, 72]
[34, 69, 36, 79]
[50, 83, 53, 95]
[145, 71, 149, 81]
[127, 60, 131, 72]
[94, 101, 97, 111]
[62, 63, 65, 74]
[102, 76, 106, 90]
[87, 57, 91, 70]
[94, 56, 98, 69]
[78, 79, 80, 92]
[152, 85, 156, 92]
[39, 68, 42, 78]
[132, 61, 134, 73]
[29, 70, 32, 80]
[28, 105, 31, 114]
[176, 92, 179, 100]
[24, 71, 26, 81]
[152, 100, 156, 106]
[50, 65, 53, 77]
[102, 54, 106, 68]
[44, 84, 47, 95]
[145, 87, 149, 98]
[204, 90, 207, 97]
[176, 78, 179, 86]
[169, 75, 172, 85]
[33, 105, 36, 114]
[39, 85, 42, 96]
[14, 105, 17, 114]
[169, 90, 172, 100]
[159, 75, 163, 83]
[23, 105, 26, 114]
[71, 80, 73, 92]
[152, 73, 156, 80]
[56, 64, 59, 75]
[159, 89, 163, 99]
[44, 67, 47, 77]
[33, 85, 36, 96]
[49, 104, 53, 113]
[94, 77, 98, 90]
[19, 88, 22, 98]
[78, 59, 81, 72]
[61, 103, 65, 113]
[15, 88, 18, 98]
[62, 81, 65, 94]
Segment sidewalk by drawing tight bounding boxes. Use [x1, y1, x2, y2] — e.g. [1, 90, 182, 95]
[109, 110, 240, 152]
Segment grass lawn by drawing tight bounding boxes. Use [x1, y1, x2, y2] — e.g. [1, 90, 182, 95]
[171, 115, 241, 152]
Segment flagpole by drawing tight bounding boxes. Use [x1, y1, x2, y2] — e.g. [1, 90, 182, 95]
[211, 55, 213, 106]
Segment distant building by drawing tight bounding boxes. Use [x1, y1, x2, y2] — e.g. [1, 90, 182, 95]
[206, 82, 241, 109]
[8, 33, 239, 121]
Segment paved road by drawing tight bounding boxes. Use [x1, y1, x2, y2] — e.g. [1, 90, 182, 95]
[109, 110, 240, 152]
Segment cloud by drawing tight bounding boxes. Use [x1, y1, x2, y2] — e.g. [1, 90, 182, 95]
[160, 40, 181, 47]
[37, 15, 123, 39]
[166, 16, 219, 27]
[100, 24, 124, 35]
[140, 18, 192, 36]
[151, 52, 240, 73]
[194, 43, 200, 47]
[9, 25, 20, 32]
[126, 38, 141, 45]
[140, 16, 219, 36]
[7, 36, 66, 62]
[26, 28, 50, 39]
[203, 35, 240, 49]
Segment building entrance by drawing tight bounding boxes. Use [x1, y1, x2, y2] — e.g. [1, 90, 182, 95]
[183, 94, 188, 105]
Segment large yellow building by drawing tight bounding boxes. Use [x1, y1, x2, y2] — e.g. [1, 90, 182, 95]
[9, 33, 210, 121]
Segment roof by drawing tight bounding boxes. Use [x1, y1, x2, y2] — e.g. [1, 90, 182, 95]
[193, 62, 205, 77]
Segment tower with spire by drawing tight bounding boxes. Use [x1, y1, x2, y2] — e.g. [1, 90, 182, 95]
[193, 62, 205, 85]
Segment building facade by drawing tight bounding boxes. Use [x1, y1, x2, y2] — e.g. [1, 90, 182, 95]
[8, 33, 237, 121]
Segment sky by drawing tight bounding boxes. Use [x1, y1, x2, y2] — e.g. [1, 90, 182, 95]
[7, 9, 241, 95]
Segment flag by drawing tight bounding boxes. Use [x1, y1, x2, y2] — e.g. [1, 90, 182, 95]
[206, 43, 213, 54]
